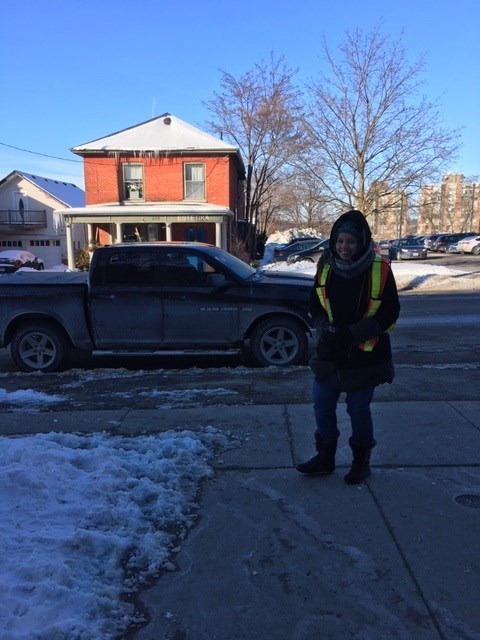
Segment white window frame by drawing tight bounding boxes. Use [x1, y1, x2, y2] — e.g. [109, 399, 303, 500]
[123, 163, 144, 200]
[184, 163, 205, 201]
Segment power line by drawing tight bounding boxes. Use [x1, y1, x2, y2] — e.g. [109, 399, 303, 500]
[0, 141, 81, 163]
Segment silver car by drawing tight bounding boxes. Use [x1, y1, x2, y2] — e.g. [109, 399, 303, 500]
[457, 236, 480, 255]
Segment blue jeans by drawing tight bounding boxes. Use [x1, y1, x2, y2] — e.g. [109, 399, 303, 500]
[313, 376, 375, 445]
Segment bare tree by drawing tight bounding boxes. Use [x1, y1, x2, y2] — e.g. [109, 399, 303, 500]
[204, 53, 306, 256]
[303, 26, 461, 222]
[273, 170, 334, 233]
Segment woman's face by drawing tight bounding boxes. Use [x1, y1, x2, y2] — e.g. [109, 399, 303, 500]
[335, 232, 359, 261]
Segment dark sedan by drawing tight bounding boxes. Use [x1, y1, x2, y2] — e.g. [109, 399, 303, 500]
[433, 232, 476, 252]
[273, 237, 324, 262]
[286, 239, 330, 264]
[423, 233, 450, 250]
[388, 238, 427, 260]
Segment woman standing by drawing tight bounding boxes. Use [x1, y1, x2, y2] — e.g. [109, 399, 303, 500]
[296, 209, 400, 483]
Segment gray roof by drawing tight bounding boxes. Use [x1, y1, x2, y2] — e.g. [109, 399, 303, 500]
[2, 171, 85, 208]
[71, 114, 239, 155]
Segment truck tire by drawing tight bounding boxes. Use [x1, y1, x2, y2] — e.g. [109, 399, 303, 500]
[10, 323, 69, 372]
[248, 317, 308, 367]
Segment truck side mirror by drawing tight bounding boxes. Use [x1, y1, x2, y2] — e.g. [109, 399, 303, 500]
[206, 273, 228, 288]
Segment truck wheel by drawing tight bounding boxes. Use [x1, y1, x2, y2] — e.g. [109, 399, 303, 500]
[248, 317, 308, 367]
[11, 323, 68, 372]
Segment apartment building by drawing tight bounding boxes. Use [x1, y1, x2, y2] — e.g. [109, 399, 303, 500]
[418, 174, 480, 235]
[367, 184, 411, 240]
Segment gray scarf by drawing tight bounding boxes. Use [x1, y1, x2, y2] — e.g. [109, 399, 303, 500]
[325, 242, 376, 279]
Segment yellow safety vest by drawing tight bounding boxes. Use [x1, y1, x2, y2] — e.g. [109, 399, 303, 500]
[315, 254, 393, 352]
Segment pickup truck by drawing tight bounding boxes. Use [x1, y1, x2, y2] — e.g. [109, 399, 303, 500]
[0, 242, 315, 372]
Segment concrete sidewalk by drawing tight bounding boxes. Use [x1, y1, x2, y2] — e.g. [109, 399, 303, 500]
[3, 401, 480, 639]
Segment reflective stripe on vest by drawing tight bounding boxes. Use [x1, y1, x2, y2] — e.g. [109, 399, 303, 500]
[315, 254, 393, 352]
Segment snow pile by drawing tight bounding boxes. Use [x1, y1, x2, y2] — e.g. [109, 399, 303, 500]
[264, 227, 321, 245]
[0, 428, 229, 640]
[261, 228, 480, 291]
[0, 387, 64, 409]
[261, 228, 325, 265]
[111, 387, 239, 409]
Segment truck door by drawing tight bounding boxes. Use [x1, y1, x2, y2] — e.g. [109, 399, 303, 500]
[88, 248, 164, 348]
[159, 250, 240, 346]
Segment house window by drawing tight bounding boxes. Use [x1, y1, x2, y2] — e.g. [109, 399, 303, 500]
[1, 240, 22, 247]
[184, 163, 205, 200]
[31, 240, 50, 246]
[123, 164, 144, 200]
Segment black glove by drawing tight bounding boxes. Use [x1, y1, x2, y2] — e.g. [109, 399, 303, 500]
[319, 323, 353, 347]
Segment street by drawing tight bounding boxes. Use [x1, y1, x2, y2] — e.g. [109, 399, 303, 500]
[0, 288, 478, 412]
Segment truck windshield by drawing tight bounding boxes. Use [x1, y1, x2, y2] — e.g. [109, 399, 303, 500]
[208, 248, 257, 280]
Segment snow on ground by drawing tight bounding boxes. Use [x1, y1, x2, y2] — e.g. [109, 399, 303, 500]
[263, 257, 480, 291]
[0, 426, 231, 640]
[1, 228, 479, 639]
[262, 231, 480, 292]
[0, 388, 64, 408]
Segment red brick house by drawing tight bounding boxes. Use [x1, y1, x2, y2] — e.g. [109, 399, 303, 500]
[55, 114, 245, 268]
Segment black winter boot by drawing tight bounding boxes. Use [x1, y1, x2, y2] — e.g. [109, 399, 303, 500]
[296, 437, 338, 475]
[344, 438, 376, 484]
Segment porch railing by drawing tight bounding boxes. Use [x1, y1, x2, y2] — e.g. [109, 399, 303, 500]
[0, 209, 47, 228]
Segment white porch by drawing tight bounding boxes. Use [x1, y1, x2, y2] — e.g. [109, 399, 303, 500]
[54, 203, 234, 269]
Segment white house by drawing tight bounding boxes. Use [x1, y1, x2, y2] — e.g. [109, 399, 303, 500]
[0, 170, 87, 267]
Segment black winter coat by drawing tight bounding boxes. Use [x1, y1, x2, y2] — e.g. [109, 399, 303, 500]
[310, 260, 401, 390]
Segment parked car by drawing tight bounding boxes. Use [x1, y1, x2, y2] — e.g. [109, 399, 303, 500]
[431, 234, 450, 251]
[377, 239, 394, 249]
[286, 239, 330, 264]
[457, 235, 480, 255]
[0, 250, 44, 275]
[423, 234, 446, 250]
[433, 233, 476, 252]
[388, 238, 427, 260]
[445, 241, 460, 253]
[273, 237, 324, 262]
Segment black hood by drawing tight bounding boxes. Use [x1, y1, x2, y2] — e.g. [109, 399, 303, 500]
[329, 209, 372, 259]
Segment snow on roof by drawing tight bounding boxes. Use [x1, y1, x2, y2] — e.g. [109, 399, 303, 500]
[71, 113, 239, 155]
[16, 171, 85, 207]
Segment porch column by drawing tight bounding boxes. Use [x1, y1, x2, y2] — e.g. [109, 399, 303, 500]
[87, 223, 94, 244]
[215, 221, 222, 248]
[115, 223, 123, 243]
[165, 223, 172, 241]
[66, 223, 75, 270]
[221, 221, 227, 250]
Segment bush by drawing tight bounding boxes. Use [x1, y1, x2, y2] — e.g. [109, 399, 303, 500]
[75, 243, 100, 271]
[75, 246, 90, 271]
[229, 236, 250, 262]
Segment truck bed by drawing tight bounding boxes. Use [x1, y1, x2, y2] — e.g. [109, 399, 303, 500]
[0, 270, 92, 351]
[0, 271, 88, 286]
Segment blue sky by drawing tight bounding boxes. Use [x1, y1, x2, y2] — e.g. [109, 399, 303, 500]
[1, 0, 478, 190]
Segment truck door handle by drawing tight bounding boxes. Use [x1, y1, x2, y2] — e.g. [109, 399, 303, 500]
[96, 294, 116, 300]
